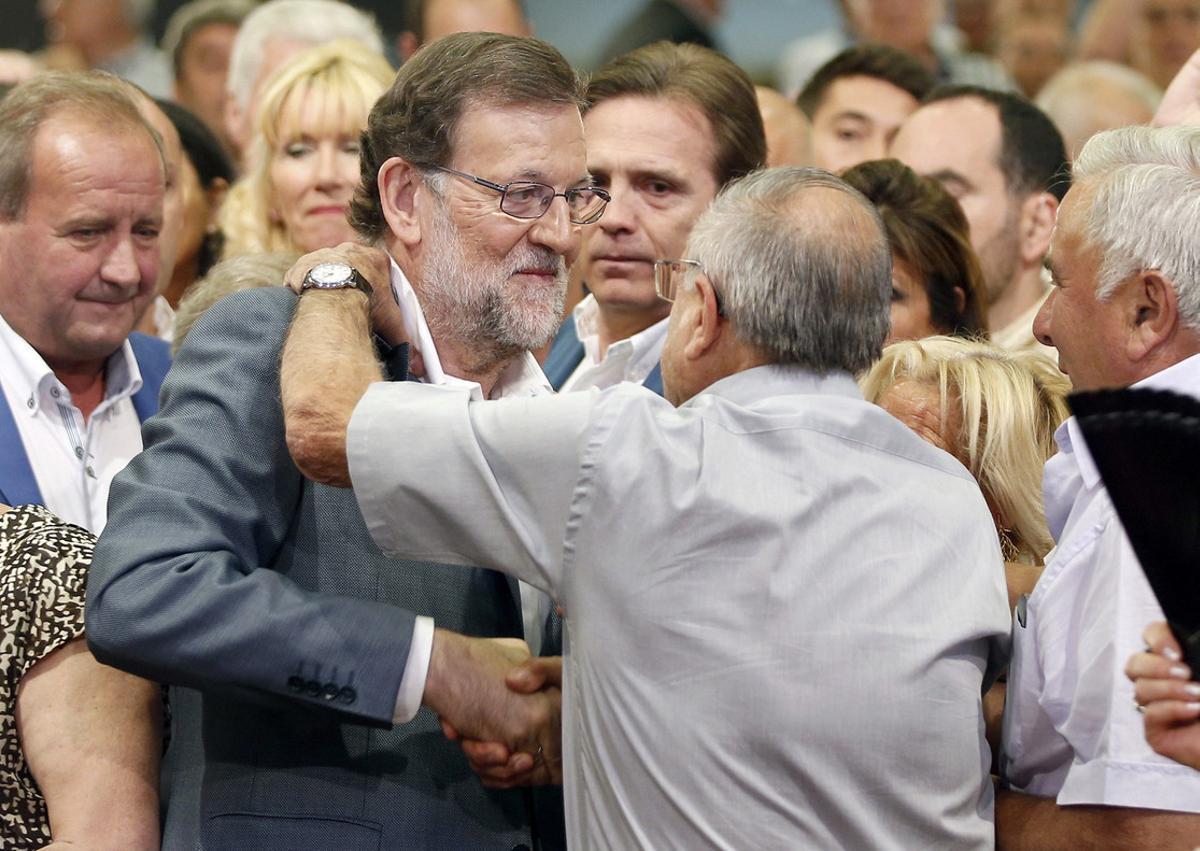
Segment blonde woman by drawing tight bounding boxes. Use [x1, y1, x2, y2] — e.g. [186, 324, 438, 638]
[861, 337, 1071, 607]
[219, 40, 393, 258]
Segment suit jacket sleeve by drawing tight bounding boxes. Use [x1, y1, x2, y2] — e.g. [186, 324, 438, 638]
[86, 287, 413, 725]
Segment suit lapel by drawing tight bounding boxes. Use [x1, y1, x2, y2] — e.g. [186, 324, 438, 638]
[0, 393, 43, 506]
[542, 315, 584, 391]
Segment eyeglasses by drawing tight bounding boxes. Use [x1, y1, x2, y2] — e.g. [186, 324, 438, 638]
[654, 258, 724, 315]
[429, 165, 611, 225]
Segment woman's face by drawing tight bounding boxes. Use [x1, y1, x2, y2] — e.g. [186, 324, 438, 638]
[886, 255, 938, 345]
[268, 90, 363, 253]
[176, 155, 215, 270]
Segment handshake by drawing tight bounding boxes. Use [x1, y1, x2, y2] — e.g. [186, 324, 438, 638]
[423, 629, 563, 787]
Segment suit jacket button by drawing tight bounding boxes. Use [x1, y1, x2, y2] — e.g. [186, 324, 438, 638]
[305, 679, 322, 697]
[287, 676, 304, 693]
[322, 682, 339, 700]
[337, 686, 356, 704]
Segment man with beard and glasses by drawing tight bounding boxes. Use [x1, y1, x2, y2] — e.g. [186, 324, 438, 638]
[85, 33, 596, 849]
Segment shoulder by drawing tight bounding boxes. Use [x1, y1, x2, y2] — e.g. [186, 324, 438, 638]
[179, 287, 298, 355]
[128, 331, 171, 371]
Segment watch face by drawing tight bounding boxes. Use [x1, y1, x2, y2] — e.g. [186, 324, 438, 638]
[309, 262, 353, 286]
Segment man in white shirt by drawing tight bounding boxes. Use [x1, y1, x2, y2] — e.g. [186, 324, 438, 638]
[890, 86, 1068, 356]
[541, 41, 766, 395]
[87, 33, 593, 848]
[0, 72, 171, 533]
[281, 166, 1012, 848]
[998, 124, 1200, 847]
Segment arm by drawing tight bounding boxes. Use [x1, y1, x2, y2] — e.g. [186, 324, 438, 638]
[1154, 48, 1200, 127]
[995, 788, 1200, 850]
[1126, 621, 1200, 770]
[18, 639, 160, 849]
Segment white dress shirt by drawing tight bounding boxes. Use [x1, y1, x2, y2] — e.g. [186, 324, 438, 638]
[384, 257, 554, 723]
[560, 295, 668, 392]
[1001, 352, 1200, 812]
[0, 314, 145, 533]
[348, 364, 1010, 849]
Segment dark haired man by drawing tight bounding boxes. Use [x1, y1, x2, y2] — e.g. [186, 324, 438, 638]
[542, 40, 766, 394]
[88, 33, 592, 848]
[798, 43, 935, 175]
[891, 85, 1070, 353]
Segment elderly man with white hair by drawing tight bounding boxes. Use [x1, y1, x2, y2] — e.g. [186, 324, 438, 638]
[222, 0, 385, 161]
[997, 124, 1200, 848]
[279, 167, 1011, 848]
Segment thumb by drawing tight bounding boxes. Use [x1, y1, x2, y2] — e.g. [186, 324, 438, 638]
[506, 656, 563, 693]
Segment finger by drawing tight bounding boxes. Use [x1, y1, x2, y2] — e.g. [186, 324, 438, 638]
[507, 656, 563, 692]
[1125, 651, 1187, 683]
[1134, 678, 1200, 707]
[1144, 699, 1200, 726]
[460, 739, 512, 766]
[1144, 622, 1184, 661]
[470, 753, 535, 782]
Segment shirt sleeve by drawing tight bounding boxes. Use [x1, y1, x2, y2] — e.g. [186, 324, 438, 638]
[348, 381, 597, 598]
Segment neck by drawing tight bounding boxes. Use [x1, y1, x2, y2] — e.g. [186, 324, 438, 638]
[164, 256, 201, 308]
[988, 265, 1046, 334]
[51, 359, 108, 422]
[433, 336, 521, 399]
[594, 301, 668, 359]
[80, 25, 139, 67]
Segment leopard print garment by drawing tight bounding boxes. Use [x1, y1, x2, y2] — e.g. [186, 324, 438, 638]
[0, 504, 91, 849]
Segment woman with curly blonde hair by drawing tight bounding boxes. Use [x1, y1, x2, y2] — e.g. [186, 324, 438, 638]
[862, 337, 1070, 603]
[219, 40, 393, 258]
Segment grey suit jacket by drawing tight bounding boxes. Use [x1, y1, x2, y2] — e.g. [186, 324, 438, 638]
[87, 287, 546, 850]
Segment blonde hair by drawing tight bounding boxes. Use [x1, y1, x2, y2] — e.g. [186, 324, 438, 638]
[861, 336, 1070, 562]
[173, 252, 299, 353]
[219, 40, 393, 258]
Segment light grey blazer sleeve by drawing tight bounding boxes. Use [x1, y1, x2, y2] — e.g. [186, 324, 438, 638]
[86, 287, 413, 725]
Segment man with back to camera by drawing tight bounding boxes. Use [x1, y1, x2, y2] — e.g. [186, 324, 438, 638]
[890, 84, 1070, 355]
[996, 124, 1200, 848]
[279, 166, 1012, 848]
[0, 71, 170, 532]
[542, 40, 766, 395]
[86, 33, 599, 848]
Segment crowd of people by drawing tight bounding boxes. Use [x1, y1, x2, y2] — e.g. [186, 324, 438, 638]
[0, 0, 1199, 848]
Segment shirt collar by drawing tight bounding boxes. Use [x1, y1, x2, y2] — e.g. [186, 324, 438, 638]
[689, 364, 863, 409]
[572, 293, 670, 373]
[388, 254, 551, 399]
[0, 312, 141, 415]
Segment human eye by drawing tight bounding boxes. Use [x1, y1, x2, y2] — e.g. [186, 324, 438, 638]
[283, 141, 314, 158]
[643, 178, 674, 197]
[340, 139, 361, 156]
[891, 287, 904, 302]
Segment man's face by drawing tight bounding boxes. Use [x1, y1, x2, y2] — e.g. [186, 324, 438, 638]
[415, 102, 586, 352]
[0, 114, 163, 371]
[138, 98, 186, 293]
[810, 75, 919, 175]
[581, 95, 721, 321]
[890, 97, 1021, 302]
[1034, 182, 1129, 389]
[176, 21, 239, 145]
[1133, 0, 1200, 87]
[846, 0, 942, 54]
[424, 0, 530, 40]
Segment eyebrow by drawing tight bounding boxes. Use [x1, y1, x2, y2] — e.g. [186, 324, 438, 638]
[927, 169, 972, 190]
[830, 110, 872, 124]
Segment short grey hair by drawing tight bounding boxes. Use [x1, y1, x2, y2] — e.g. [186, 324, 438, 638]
[162, 0, 257, 76]
[226, 0, 384, 109]
[1073, 125, 1200, 331]
[684, 166, 892, 373]
[0, 71, 164, 221]
[1036, 61, 1162, 121]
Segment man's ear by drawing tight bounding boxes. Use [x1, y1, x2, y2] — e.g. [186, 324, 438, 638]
[396, 31, 420, 62]
[681, 274, 725, 361]
[223, 96, 246, 164]
[1126, 269, 1179, 362]
[1020, 192, 1058, 266]
[379, 156, 424, 249]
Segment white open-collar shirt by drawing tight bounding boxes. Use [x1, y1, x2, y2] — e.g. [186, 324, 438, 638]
[1001, 352, 1200, 811]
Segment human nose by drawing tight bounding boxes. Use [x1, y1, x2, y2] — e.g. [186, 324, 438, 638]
[529, 194, 575, 256]
[315, 144, 348, 189]
[1033, 287, 1056, 348]
[100, 235, 144, 288]
[596, 188, 634, 235]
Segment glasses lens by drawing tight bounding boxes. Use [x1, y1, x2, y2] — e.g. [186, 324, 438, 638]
[567, 188, 608, 224]
[502, 183, 554, 218]
[654, 261, 676, 301]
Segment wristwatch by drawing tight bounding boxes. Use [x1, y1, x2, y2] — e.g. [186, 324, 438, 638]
[300, 262, 374, 297]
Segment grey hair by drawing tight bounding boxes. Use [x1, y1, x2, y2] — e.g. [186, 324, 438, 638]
[1073, 125, 1200, 331]
[226, 0, 384, 109]
[173, 251, 299, 354]
[685, 166, 892, 373]
[162, 0, 257, 75]
[1036, 61, 1162, 119]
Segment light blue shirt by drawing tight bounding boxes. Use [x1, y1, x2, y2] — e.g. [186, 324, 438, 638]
[348, 364, 1010, 849]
